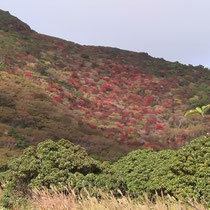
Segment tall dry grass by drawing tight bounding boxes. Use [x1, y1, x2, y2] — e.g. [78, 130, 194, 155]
[27, 188, 207, 210]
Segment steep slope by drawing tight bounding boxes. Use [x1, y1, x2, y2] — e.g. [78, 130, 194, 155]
[0, 9, 209, 160]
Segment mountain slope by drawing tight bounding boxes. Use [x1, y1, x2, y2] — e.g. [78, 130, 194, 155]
[0, 9, 209, 160]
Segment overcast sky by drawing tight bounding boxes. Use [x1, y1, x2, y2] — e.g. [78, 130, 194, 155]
[1, 0, 210, 67]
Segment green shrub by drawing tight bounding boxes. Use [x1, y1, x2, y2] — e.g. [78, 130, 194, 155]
[112, 136, 210, 207]
[0, 139, 120, 208]
[0, 136, 209, 208]
[112, 148, 176, 197]
[159, 136, 210, 206]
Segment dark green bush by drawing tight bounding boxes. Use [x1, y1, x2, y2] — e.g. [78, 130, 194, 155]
[0, 139, 120, 208]
[112, 148, 177, 197]
[159, 135, 210, 206]
[112, 136, 210, 207]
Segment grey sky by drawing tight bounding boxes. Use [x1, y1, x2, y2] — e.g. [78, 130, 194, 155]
[1, 0, 210, 67]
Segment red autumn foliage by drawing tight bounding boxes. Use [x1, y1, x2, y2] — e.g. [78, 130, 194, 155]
[81, 107, 89, 114]
[89, 81, 96, 86]
[127, 141, 139, 146]
[53, 96, 63, 103]
[147, 118, 157, 124]
[176, 137, 184, 144]
[120, 134, 127, 141]
[80, 86, 87, 93]
[24, 72, 33, 78]
[89, 124, 97, 129]
[45, 86, 54, 92]
[69, 79, 75, 84]
[73, 83, 80, 89]
[133, 105, 139, 111]
[107, 131, 115, 137]
[115, 122, 124, 128]
[126, 127, 133, 133]
[142, 96, 154, 106]
[156, 123, 164, 130]
[163, 102, 171, 108]
[102, 84, 114, 92]
[111, 79, 119, 85]
[155, 109, 163, 114]
[20, 108, 28, 115]
[84, 72, 90, 77]
[141, 108, 149, 114]
[51, 83, 62, 90]
[101, 101, 112, 107]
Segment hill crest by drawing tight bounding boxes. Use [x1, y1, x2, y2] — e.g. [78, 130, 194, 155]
[0, 9, 31, 33]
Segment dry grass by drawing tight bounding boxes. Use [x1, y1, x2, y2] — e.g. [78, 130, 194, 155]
[27, 189, 207, 210]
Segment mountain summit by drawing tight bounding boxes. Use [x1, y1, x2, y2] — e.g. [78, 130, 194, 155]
[0, 9, 31, 33]
[0, 9, 209, 160]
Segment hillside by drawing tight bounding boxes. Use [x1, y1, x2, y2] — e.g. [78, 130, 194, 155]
[0, 9, 209, 160]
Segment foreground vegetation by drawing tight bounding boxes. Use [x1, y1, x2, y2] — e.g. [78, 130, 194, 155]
[0, 9, 209, 210]
[0, 135, 209, 209]
[21, 189, 207, 210]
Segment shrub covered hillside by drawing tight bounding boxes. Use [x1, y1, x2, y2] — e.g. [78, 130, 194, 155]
[0, 136, 209, 208]
[0, 9, 210, 160]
